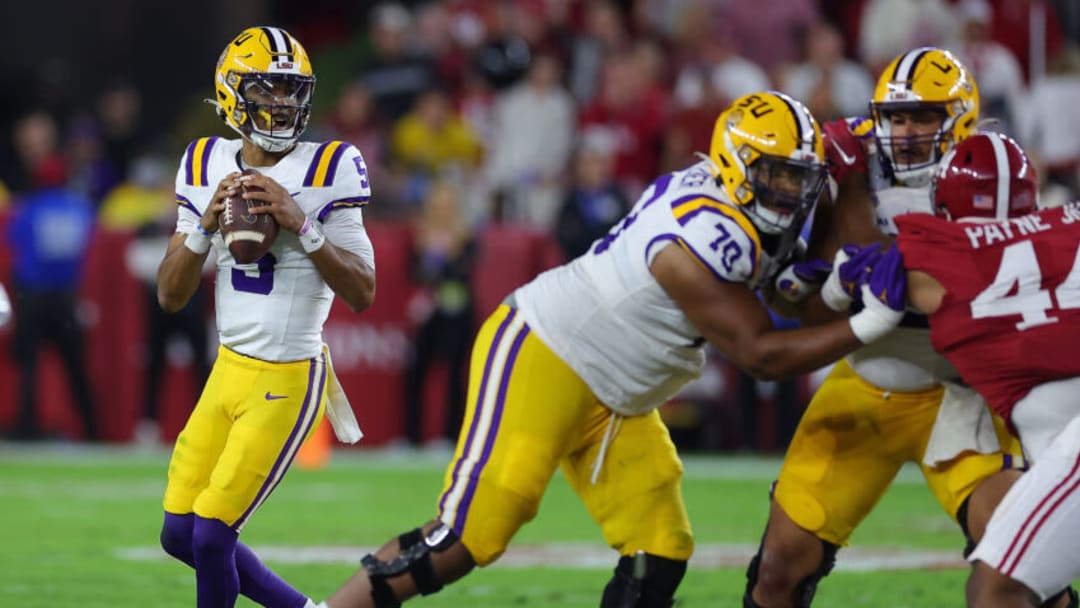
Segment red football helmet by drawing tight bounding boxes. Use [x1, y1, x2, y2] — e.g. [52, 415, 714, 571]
[931, 131, 1038, 221]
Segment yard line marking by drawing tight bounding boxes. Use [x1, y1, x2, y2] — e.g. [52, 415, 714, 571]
[115, 543, 966, 571]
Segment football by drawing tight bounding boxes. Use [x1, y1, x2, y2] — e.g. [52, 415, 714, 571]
[220, 169, 279, 264]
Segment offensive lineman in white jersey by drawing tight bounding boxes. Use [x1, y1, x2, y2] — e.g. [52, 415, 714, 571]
[156, 27, 374, 608]
[315, 92, 905, 608]
[746, 48, 1043, 608]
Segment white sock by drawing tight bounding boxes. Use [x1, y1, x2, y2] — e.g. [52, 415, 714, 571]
[303, 600, 327, 608]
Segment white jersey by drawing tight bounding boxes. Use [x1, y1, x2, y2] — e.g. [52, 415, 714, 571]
[515, 161, 792, 416]
[845, 177, 960, 390]
[173, 137, 373, 362]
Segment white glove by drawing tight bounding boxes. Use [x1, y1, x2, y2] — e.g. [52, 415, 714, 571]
[849, 284, 904, 343]
[821, 248, 853, 312]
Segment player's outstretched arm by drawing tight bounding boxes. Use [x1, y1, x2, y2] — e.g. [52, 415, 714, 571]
[157, 173, 239, 312]
[651, 243, 904, 381]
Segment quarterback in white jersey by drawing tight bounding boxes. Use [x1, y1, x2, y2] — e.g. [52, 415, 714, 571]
[316, 92, 906, 608]
[746, 48, 1032, 608]
[155, 27, 373, 608]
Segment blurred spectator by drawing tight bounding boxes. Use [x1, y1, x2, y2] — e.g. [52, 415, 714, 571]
[316, 81, 405, 216]
[568, 0, 630, 104]
[486, 53, 576, 230]
[718, 0, 820, 79]
[96, 82, 143, 184]
[670, 9, 770, 111]
[6, 156, 98, 441]
[390, 88, 482, 206]
[1017, 47, 1080, 200]
[8, 110, 63, 196]
[403, 181, 476, 448]
[952, 0, 1025, 135]
[554, 126, 630, 259]
[579, 51, 666, 195]
[661, 74, 727, 173]
[779, 19, 875, 122]
[359, 3, 439, 123]
[101, 153, 210, 441]
[858, 0, 959, 73]
[66, 117, 120, 207]
[99, 155, 172, 230]
[473, 32, 532, 92]
[987, 0, 1067, 84]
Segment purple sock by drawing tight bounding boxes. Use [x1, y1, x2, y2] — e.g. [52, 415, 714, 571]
[192, 516, 240, 608]
[235, 541, 308, 608]
[162, 512, 309, 608]
[161, 512, 196, 567]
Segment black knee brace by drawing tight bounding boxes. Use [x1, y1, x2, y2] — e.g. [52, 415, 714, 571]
[600, 551, 687, 608]
[1041, 587, 1079, 608]
[956, 495, 978, 558]
[361, 523, 459, 608]
[743, 538, 839, 608]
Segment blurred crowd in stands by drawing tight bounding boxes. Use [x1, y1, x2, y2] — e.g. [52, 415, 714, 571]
[1, 0, 1079, 448]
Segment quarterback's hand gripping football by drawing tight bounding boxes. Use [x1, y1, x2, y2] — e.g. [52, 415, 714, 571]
[202, 172, 244, 233]
[240, 172, 307, 234]
[848, 243, 907, 344]
[821, 243, 884, 312]
[775, 258, 833, 303]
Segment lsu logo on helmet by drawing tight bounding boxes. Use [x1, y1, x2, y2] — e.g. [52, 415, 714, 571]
[708, 91, 828, 238]
[212, 27, 316, 153]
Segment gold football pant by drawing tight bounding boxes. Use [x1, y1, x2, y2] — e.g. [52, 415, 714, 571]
[775, 358, 1024, 545]
[163, 345, 327, 530]
[437, 305, 694, 566]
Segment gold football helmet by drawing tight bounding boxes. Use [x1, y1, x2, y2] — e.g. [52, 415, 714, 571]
[709, 91, 827, 235]
[213, 27, 315, 152]
[870, 47, 979, 187]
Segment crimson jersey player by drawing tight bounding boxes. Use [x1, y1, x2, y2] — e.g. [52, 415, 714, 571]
[878, 131, 1080, 607]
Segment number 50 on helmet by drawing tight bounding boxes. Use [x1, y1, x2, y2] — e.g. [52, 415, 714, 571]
[708, 91, 827, 237]
[212, 27, 315, 153]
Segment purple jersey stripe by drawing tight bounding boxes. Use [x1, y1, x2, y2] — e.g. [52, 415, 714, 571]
[644, 234, 679, 263]
[438, 307, 517, 519]
[303, 141, 332, 187]
[452, 323, 530, 531]
[175, 194, 201, 218]
[316, 197, 371, 222]
[184, 140, 199, 185]
[198, 136, 219, 187]
[233, 355, 324, 529]
[322, 142, 347, 187]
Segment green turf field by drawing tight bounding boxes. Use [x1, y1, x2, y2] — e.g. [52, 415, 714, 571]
[0, 446, 976, 607]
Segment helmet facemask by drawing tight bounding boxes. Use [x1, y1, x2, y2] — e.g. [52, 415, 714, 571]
[743, 154, 826, 235]
[228, 73, 314, 153]
[872, 103, 953, 187]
